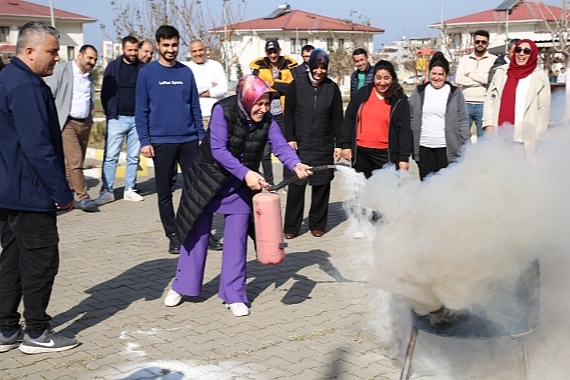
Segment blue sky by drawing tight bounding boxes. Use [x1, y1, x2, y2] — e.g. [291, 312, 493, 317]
[33, 0, 561, 49]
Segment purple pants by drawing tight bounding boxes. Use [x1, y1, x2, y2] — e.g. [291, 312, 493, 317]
[172, 211, 250, 304]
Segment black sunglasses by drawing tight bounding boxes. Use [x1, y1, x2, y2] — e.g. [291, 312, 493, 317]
[515, 47, 532, 55]
[474, 40, 488, 45]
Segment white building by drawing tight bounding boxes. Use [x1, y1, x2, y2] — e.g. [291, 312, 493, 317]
[210, 4, 384, 94]
[0, 0, 96, 60]
[429, 0, 562, 56]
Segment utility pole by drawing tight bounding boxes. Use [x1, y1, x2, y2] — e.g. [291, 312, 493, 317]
[222, 0, 229, 73]
[49, 0, 55, 28]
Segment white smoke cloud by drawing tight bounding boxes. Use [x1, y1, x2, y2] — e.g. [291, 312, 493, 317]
[339, 90, 570, 378]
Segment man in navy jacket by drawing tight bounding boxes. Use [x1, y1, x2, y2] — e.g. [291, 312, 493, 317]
[0, 21, 79, 354]
[135, 25, 205, 254]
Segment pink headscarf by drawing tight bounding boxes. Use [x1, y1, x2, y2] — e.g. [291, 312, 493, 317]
[236, 74, 271, 120]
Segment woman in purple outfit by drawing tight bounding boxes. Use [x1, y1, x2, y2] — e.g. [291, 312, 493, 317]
[164, 75, 312, 316]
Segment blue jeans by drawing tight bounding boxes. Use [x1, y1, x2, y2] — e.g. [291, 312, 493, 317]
[466, 103, 484, 137]
[102, 116, 140, 191]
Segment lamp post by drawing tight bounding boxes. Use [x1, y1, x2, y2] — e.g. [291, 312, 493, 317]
[222, 0, 229, 73]
[49, 0, 55, 27]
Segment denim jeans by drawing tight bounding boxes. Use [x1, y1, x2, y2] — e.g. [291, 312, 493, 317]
[466, 102, 484, 137]
[102, 116, 140, 191]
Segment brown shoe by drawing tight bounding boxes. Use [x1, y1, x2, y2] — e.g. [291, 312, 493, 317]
[311, 230, 324, 237]
[284, 233, 296, 239]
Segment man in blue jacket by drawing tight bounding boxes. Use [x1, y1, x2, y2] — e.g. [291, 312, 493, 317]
[0, 21, 79, 354]
[136, 25, 205, 254]
[96, 35, 145, 205]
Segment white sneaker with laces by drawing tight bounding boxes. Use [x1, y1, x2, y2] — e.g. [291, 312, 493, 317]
[124, 188, 144, 202]
[164, 289, 182, 307]
[226, 302, 250, 317]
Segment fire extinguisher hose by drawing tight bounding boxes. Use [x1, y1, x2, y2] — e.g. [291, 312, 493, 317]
[267, 163, 348, 192]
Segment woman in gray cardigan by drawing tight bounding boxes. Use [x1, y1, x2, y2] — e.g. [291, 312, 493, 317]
[409, 52, 470, 180]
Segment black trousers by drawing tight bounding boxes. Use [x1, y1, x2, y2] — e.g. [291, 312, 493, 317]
[284, 182, 331, 235]
[0, 209, 60, 334]
[152, 141, 198, 236]
[260, 114, 293, 186]
[418, 146, 448, 181]
[354, 146, 390, 179]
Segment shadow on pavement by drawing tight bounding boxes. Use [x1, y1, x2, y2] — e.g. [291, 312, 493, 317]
[51, 258, 177, 336]
[195, 249, 359, 306]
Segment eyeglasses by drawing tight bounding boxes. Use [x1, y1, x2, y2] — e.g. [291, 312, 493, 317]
[514, 47, 532, 55]
[474, 40, 488, 45]
[302, 55, 311, 58]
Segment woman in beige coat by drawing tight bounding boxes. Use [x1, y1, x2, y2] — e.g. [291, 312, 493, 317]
[483, 39, 550, 157]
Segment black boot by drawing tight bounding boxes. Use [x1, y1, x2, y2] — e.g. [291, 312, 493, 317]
[208, 234, 223, 251]
[168, 233, 181, 254]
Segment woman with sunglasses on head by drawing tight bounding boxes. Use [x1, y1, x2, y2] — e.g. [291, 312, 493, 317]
[165, 75, 312, 317]
[483, 39, 551, 157]
[409, 52, 471, 180]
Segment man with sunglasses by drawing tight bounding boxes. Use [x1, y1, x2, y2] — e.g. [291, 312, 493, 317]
[456, 30, 497, 138]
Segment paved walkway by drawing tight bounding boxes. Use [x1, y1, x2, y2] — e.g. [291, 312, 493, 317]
[0, 165, 526, 380]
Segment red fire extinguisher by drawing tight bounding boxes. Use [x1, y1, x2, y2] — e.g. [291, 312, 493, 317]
[253, 189, 286, 265]
[252, 164, 340, 265]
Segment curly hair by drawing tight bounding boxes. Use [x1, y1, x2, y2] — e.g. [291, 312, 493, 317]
[373, 60, 404, 105]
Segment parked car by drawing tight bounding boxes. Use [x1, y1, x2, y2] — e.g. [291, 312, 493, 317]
[401, 74, 424, 85]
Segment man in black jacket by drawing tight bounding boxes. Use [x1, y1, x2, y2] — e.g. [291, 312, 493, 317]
[96, 35, 146, 205]
[487, 38, 520, 85]
[350, 48, 374, 97]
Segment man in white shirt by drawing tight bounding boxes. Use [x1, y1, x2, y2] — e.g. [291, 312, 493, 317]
[557, 67, 566, 83]
[183, 39, 228, 129]
[183, 39, 227, 251]
[47, 45, 98, 211]
[455, 30, 497, 138]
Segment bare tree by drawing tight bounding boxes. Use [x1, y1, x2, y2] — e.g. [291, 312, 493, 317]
[102, 0, 246, 67]
[326, 11, 373, 87]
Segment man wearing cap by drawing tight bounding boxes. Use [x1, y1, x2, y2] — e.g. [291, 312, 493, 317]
[249, 39, 297, 187]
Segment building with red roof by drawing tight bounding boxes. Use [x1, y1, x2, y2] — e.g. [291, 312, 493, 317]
[209, 4, 384, 93]
[0, 0, 95, 59]
[429, 0, 562, 55]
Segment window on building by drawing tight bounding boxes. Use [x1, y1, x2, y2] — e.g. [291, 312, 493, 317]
[0, 27, 10, 43]
[338, 39, 345, 51]
[67, 46, 75, 62]
[326, 38, 333, 50]
[290, 38, 308, 54]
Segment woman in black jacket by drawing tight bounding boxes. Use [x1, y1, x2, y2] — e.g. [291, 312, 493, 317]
[283, 49, 343, 239]
[340, 60, 412, 177]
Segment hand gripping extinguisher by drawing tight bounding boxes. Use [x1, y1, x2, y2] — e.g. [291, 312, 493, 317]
[252, 164, 342, 265]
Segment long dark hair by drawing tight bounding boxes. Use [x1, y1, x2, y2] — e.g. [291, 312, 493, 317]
[429, 52, 449, 75]
[373, 60, 404, 105]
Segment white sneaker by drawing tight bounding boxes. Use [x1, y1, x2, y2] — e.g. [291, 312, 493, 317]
[124, 188, 144, 202]
[164, 289, 182, 307]
[226, 302, 250, 317]
[352, 231, 366, 239]
[94, 191, 115, 205]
